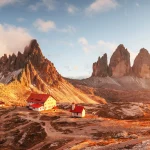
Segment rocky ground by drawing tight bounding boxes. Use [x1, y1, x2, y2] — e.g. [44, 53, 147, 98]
[1, 102, 150, 150]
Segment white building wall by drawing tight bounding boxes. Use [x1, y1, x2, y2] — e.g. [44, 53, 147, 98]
[72, 109, 85, 118]
[33, 106, 44, 111]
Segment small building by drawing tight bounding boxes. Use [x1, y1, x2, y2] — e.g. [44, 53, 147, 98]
[70, 103, 85, 118]
[0, 101, 5, 107]
[27, 93, 56, 111]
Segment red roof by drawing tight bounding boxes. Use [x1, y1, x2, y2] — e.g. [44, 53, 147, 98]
[27, 93, 50, 103]
[0, 101, 4, 105]
[70, 105, 84, 113]
[31, 104, 43, 108]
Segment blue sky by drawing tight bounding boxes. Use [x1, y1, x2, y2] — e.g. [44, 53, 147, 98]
[0, 0, 150, 78]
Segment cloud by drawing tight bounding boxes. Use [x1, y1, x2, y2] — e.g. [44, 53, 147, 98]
[17, 17, 26, 22]
[67, 4, 78, 14]
[78, 37, 88, 46]
[29, 0, 56, 11]
[0, 0, 20, 7]
[78, 37, 93, 53]
[33, 19, 56, 32]
[33, 19, 76, 33]
[78, 37, 117, 53]
[0, 24, 32, 56]
[86, 0, 118, 14]
[97, 40, 117, 51]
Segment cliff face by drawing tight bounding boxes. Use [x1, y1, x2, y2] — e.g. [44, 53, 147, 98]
[92, 54, 108, 77]
[109, 44, 131, 77]
[92, 44, 150, 78]
[132, 48, 150, 78]
[0, 39, 62, 92]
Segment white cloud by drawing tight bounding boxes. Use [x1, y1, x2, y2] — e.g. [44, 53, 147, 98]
[0, 0, 20, 7]
[78, 37, 94, 53]
[0, 24, 32, 56]
[33, 19, 56, 32]
[78, 37, 88, 46]
[17, 17, 26, 22]
[86, 0, 118, 14]
[97, 40, 117, 51]
[78, 37, 117, 54]
[29, 0, 56, 11]
[33, 19, 76, 33]
[67, 4, 78, 14]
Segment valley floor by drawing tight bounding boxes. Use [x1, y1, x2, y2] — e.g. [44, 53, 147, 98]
[1, 103, 150, 150]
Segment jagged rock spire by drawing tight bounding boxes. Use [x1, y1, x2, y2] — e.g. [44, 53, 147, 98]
[92, 53, 108, 77]
[109, 44, 131, 77]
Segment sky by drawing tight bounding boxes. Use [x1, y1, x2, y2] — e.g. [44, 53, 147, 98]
[0, 0, 150, 78]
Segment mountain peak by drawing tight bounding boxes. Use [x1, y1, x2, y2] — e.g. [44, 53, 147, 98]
[92, 53, 108, 77]
[139, 48, 149, 55]
[117, 44, 125, 49]
[109, 44, 131, 77]
[24, 39, 43, 56]
[0, 39, 62, 91]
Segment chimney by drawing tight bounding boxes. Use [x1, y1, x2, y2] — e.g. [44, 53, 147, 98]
[72, 103, 75, 110]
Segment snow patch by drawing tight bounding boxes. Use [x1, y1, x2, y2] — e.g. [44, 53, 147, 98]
[0, 69, 22, 84]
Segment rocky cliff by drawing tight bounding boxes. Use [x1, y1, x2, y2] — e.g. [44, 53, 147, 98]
[109, 44, 131, 77]
[0, 39, 62, 92]
[132, 48, 150, 78]
[92, 44, 150, 78]
[92, 53, 108, 77]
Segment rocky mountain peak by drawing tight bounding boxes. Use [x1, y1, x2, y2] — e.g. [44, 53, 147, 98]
[92, 44, 150, 79]
[132, 48, 150, 78]
[139, 48, 149, 55]
[92, 53, 108, 77]
[109, 44, 131, 77]
[28, 39, 42, 55]
[0, 39, 63, 92]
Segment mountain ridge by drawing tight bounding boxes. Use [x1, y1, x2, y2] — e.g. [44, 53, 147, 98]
[92, 44, 150, 78]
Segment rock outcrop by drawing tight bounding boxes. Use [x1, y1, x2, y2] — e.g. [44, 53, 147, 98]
[92, 53, 108, 77]
[132, 48, 150, 78]
[109, 44, 131, 77]
[92, 44, 133, 78]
